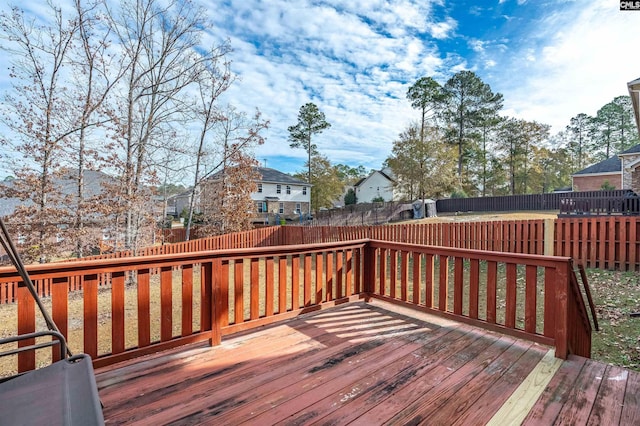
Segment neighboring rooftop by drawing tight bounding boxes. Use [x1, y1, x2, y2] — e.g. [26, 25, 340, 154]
[572, 156, 621, 175]
[209, 167, 309, 186]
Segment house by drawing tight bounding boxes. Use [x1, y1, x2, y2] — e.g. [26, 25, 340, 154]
[354, 168, 398, 203]
[253, 167, 311, 218]
[571, 154, 623, 191]
[165, 190, 196, 218]
[571, 78, 640, 193]
[205, 167, 311, 220]
[572, 145, 640, 192]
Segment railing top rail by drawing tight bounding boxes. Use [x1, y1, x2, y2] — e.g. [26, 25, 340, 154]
[367, 239, 572, 267]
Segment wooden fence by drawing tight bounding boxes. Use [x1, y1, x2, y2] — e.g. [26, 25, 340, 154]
[555, 217, 640, 271]
[1, 216, 639, 305]
[0, 239, 590, 375]
[281, 221, 546, 255]
[0, 227, 285, 304]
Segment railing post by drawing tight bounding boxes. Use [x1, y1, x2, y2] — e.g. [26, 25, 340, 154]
[17, 284, 35, 373]
[211, 259, 223, 346]
[554, 261, 570, 359]
[362, 242, 376, 298]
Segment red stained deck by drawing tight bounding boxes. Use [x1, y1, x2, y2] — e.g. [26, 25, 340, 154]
[96, 301, 640, 425]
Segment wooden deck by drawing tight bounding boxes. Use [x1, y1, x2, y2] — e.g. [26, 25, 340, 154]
[95, 301, 640, 425]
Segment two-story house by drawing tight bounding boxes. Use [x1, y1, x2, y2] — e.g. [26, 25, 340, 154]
[253, 167, 311, 219]
[354, 168, 401, 203]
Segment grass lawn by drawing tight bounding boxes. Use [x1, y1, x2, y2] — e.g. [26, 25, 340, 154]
[589, 269, 640, 370]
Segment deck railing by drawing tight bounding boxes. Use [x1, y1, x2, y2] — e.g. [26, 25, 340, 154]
[362, 240, 591, 360]
[0, 239, 592, 376]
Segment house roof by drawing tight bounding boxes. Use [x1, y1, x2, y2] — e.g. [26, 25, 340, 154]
[0, 170, 118, 217]
[619, 144, 640, 155]
[208, 167, 309, 186]
[572, 144, 640, 176]
[256, 167, 309, 185]
[354, 169, 395, 188]
[572, 155, 621, 176]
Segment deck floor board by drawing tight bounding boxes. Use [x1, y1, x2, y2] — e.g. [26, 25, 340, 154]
[95, 301, 640, 425]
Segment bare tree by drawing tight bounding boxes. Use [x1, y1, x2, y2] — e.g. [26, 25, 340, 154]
[184, 48, 233, 240]
[64, 0, 128, 257]
[104, 0, 209, 252]
[193, 107, 268, 237]
[0, 3, 79, 262]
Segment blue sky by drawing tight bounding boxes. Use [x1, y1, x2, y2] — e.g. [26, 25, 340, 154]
[2, 0, 640, 179]
[198, 0, 640, 175]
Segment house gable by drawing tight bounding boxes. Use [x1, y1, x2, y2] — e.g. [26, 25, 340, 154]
[355, 170, 395, 203]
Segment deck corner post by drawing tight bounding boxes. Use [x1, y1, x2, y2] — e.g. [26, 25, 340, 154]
[554, 261, 570, 359]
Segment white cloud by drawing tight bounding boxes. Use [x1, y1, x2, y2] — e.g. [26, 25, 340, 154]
[498, 0, 640, 132]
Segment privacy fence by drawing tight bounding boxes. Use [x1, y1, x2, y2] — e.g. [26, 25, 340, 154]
[0, 216, 638, 304]
[436, 190, 632, 213]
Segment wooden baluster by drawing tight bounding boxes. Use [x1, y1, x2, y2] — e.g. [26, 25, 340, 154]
[401, 251, 408, 302]
[211, 259, 223, 346]
[278, 256, 287, 313]
[138, 269, 151, 347]
[543, 266, 556, 338]
[389, 249, 397, 299]
[453, 257, 463, 315]
[486, 262, 497, 324]
[336, 251, 343, 300]
[304, 254, 312, 306]
[354, 248, 362, 295]
[412, 252, 421, 305]
[234, 260, 244, 324]
[292, 255, 300, 310]
[525, 265, 538, 334]
[83, 274, 98, 358]
[250, 258, 259, 320]
[505, 263, 517, 328]
[554, 261, 570, 359]
[159, 267, 172, 343]
[326, 251, 334, 302]
[181, 265, 193, 336]
[345, 249, 352, 298]
[438, 255, 449, 311]
[17, 284, 35, 373]
[379, 247, 387, 296]
[201, 263, 213, 331]
[315, 253, 323, 304]
[266, 257, 274, 317]
[112, 271, 126, 354]
[220, 261, 229, 327]
[469, 259, 480, 319]
[425, 254, 434, 308]
[51, 277, 68, 362]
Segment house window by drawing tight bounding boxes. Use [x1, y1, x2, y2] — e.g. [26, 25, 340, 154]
[257, 183, 262, 193]
[257, 201, 266, 213]
[296, 203, 301, 213]
[279, 202, 284, 214]
[286, 185, 291, 194]
[302, 186, 307, 195]
[276, 184, 281, 194]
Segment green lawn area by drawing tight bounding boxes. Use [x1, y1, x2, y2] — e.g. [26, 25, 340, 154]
[589, 269, 640, 371]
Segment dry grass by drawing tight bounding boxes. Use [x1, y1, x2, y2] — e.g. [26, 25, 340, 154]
[412, 211, 558, 224]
